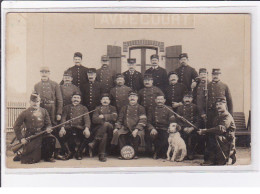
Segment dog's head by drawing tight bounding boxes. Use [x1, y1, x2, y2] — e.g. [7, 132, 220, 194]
[168, 123, 181, 134]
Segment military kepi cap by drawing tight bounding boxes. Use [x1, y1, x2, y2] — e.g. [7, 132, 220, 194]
[127, 58, 136, 64]
[72, 91, 82, 97]
[212, 68, 221, 75]
[199, 68, 207, 74]
[150, 54, 159, 60]
[101, 55, 109, 61]
[128, 90, 138, 97]
[74, 52, 82, 58]
[179, 53, 188, 59]
[30, 92, 41, 102]
[87, 68, 97, 73]
[215, 96, 226, 103]
[63, 70, 72, 77]
[101, 93, 110, 99]
[115, 73, 124, 79]
[40, 66, 50, 72]
[144, 73, 153, 80]
[168, 71, 179, 78]
[184, 91, 193, 98]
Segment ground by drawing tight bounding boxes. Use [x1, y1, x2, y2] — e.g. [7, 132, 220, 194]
[6, 147, 250, 168]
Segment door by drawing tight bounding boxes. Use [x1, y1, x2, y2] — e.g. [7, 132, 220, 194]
[165, 45, 182, 73]
[107, 45, 122, 73]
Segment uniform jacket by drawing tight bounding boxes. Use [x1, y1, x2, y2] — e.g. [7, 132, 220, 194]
[165, 83, 187, 107]
[123, 70, 144, 91]
[208, 81, 233, 114]
[96, 66, 116, 93]
[13, 107, 52, 141]
[147, 105, 176, 131]
[34, 79, 63, 115]
[92, 105, 118, 125]
[60, 83, 81, 107]
[138, 86, 164, 112]
[61, 104, 91, 130]
[177, 103, 200, 128]
[193, 80, 209, 115]
[61, 65, 89, 94]
[145, 66, 168, 92]
[110, 85, 132, 112]
[175, 64, 198, 91]
[82, 81, 102, 111]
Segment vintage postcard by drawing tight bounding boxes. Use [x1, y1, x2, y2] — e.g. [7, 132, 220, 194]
[3, 11, 251, 171]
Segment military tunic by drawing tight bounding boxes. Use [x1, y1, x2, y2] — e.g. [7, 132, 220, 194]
[82, 81, 102, 111]
[138, 86, 164, 112]
[164, 83, 187, 107]
[34, 79, 63, 125]
[13, 107, 55, 164]
[204, 111, 236, 165]
[145, 66, 168, 92]
[193, 80, 208, 115]
[123, 70, 144, 91]
[60, 83, 81, 107]
[175, 65, 198, 91]
[96, 66, 116, 93]
[110, 85, 132, 112]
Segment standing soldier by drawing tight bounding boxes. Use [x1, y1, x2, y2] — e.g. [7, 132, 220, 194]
[175, 53, 198, 91]
[145, 54, 168, 92]
[147, 95, 176, 159]
[123, 58, 144, 91]
[13, 93, 56, 164]
[61, 52, 89, 94]
[111, 91, 147, 159]
[110, 73, 132, 112]
[198, 97, 236, 165]
[34, 66, 63, 126]
[97, 55, 117, 94]
[138, 74, 164, 113]
[177, 92, 200, 160]
[165, 71, 187, 111]
[90, 93, 118, 161]
[207, 69, 233, 128]
[60, 70, 81, 107]
[82, 68, 102, 113]
[59, 92, 91, 160]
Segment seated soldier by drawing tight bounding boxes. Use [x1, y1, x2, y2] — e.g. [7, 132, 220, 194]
[13, 93, 56, 164]
[59, 92, 91, 160]
[111, 91, 147, 159]
[147, 95, 176, 159]
[89, 93, 118, 162]
[177, 92, 200, 160]
[198, 96, 236, 166]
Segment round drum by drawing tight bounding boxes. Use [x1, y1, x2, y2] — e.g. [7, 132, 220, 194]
[120, 145, 135, 160]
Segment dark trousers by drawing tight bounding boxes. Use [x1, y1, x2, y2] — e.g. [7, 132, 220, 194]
[41, 136, 56, 160]
[181, 131, 198, 158]
[152, 129, 169, 158]
[118, 133, 140, 155]
[207, 108, 218, 128]
[41, 103, 57, 125]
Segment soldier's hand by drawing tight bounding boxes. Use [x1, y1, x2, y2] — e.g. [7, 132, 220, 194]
[113, 128, 119, 134]
[46, 127, 53, 134]
[191, 81, 197, 89]
[150, 128, 158, 136]
[197, 129, 206, 135]
[132, 129, 138, 138]
[83, 128, 91, 138]
[56, 114, 61, 121]
[183, 127, 189, 133]
[21, 138, 27, 145]
[178, 102, 183, 106]
[172, 102, 179, 108]
[189, 127, 194, 133]
[99, 114, 105, 119]
[59, 127, 66, 137]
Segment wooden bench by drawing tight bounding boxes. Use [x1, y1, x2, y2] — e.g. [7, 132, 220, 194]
[233, 111, 251, 147]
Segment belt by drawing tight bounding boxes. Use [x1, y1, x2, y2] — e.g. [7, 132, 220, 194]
[41, 100, 55, 104]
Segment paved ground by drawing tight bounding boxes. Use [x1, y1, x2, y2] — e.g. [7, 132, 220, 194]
[6, 147, 251, 169]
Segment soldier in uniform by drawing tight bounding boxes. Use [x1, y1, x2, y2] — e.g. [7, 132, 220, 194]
[61, 52, 89, 94]
[96, 55, 117, 94]
[89, 93, 118, 161]
[34, 66, 63, 126]
[123, 58, 144, 91]
[165, 71, 187, 111]
[145, 54, 168, 92]
[111, 91, 147, 159]
[59, 92, 91, 160]
[138, 73, 164, 113]
[110, 73, 132, 112]
[177, 92, 200, 160]
[207, 69, 233, 128]
[13, 93, 56, 164]
[82, 68, 101, 113]
[147, 95, 176, 159]
[198, 97, 236, 165]
[175, 53, 198, 91]
[60, 70, 81, 107]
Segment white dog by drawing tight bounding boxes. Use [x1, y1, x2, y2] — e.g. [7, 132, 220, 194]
[167, 123, 187, 162]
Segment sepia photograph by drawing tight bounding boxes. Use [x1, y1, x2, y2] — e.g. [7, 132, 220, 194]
[3, 12, 251, 170]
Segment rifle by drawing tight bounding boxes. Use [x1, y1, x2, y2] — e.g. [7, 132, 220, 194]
[163, 105, 199, 130]
[11, 109, 96, 153]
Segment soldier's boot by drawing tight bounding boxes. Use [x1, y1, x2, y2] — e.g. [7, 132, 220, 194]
[54, 149, 66, 160]
[99, 153, 107, 162]
[63, 143, 73, 160]
[13, 153, 21, 162]
[44, 158, 56, 163]
[230, 150, 237, 165]
[75, 141, 87, 160]
[153, 152, 158, 160]
[88, 139, 97, 158]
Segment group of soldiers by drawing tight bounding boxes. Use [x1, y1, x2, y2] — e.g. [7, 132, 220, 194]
[13, 52, 236, 166]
